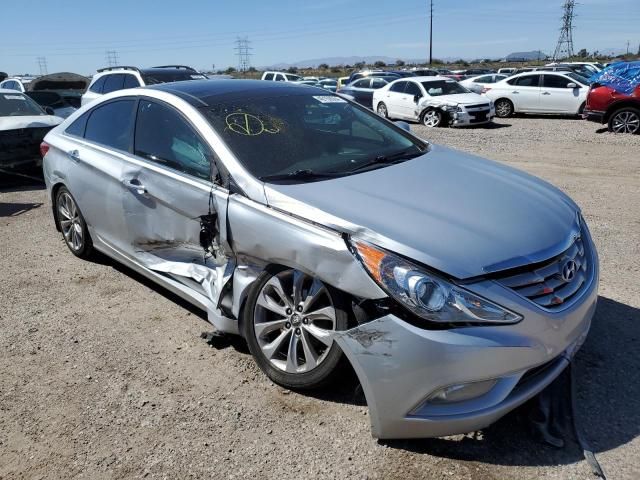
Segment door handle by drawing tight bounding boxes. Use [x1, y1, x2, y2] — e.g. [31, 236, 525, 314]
[126, 178, 148, 196]
[542, 91, 551, 95]
[511, 91, 520, 94]
[68, 149, 80, 162]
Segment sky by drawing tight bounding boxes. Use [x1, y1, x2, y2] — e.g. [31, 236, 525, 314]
[1, 0, 639, 75]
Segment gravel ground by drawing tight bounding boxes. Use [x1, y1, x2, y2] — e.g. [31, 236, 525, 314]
[1, 116, 639, 479]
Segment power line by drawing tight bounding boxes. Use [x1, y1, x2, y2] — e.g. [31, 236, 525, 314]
[36, 57, 48, 75]
[234, 37, 252, 72]
[105, 50, 119, 67]
[553, 0, 576, 61]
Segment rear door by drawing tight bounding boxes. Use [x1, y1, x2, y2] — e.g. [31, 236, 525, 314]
[119, 97, 230, 309]
[348, 78, 373, 107]
[509, 74, 541, 111]
[540, 74, 582, 113]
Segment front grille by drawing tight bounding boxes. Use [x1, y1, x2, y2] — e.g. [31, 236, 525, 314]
[465, 103, 490, 109]
[496, 235, 590, 310]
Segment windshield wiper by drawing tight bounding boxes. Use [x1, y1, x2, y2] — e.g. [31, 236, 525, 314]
[259, 169, 342, 183]
[347, 147, 425, 174]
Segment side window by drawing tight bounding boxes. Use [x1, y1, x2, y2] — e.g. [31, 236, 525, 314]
[274, 74, 285, 82]
[404, 82, 422, 97]
[84, 99, 135, 151]
[370, 78, 387, 89]
[102, 74, 125, 94]
[352, 78, 371, 89]
[134, 100, 212, 181]
[475, 75, 493, 83]
[264, 73, 274, 81]
[514, 75, 541, 87]
[89, 76, 106, 93]
[123, 74, 140, 88]
[65, 111, 90, 137]
[542, 75, 571, 88]
[389, 81, 406, 93]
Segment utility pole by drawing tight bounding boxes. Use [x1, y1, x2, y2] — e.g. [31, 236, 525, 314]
[36, 57, 48, 75]
[428, 0, 433, 65]
[626, 40, 630, 56]
[553, 0, 576, 61]
[105, 50, 119, 67]
[234, 37, 253, 73]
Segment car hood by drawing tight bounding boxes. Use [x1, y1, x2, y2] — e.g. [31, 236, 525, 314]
[0, 115, 63, 132]
[264, 144, 579, 279]
[420, 92, 488, 107]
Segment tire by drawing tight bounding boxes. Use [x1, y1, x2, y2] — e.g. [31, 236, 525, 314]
[494, 98, 514, 118]
[608, 107, 640, 134]
[377, 102, 389, 119]
[55, 187, 93, 258]
[421, 109, 443, 128]
[577, 102, 586, 116]
[243, 267, 348, 390]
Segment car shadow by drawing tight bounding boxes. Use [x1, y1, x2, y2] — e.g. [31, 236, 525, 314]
[379, 296, 640, 468]
[0, 201, 43, 217]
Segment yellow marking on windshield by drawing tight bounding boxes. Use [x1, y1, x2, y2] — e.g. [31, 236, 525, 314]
[225, 112, 281, 136]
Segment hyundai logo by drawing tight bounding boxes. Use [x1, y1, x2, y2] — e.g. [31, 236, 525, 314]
[561, 260, 578, 282]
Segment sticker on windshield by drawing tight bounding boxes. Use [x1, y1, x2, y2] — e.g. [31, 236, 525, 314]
[4, 95, 25, 100]
[313, 96, 346, 104]
[225, 112, 281, 136]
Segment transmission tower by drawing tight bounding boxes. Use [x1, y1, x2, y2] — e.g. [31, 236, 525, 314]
[234, 37, 252, 72]
[105, 50, 120, 67]
[37, 57, 48, 75]
[553, 0, 576, 60]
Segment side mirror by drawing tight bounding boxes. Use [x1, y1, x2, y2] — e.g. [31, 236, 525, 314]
[394, 121, 411, 132]
[414, 94, 422, 103]
[567, 82, 578, 89]
[44, 106, 55, 115]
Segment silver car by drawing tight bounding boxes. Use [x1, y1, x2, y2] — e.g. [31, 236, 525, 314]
[42, 80, 598, 439]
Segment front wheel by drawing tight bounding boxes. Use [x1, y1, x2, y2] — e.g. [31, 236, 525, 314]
[243, 268, 348, 390]
[377, 102, 388, 118]
[494, 98, 514, 118]
[55, 187, 93, 258]
[608, 107, 640, 134]
[421, 109, 443, 127]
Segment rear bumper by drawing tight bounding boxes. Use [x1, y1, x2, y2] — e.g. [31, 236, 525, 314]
[583, 109, 605, 124]
[335, 236, 598, 439]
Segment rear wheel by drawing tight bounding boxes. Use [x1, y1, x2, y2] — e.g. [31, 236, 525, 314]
[377, 102, 388, 119]
[608, 107, 640, 134]
[494, 98, 514, 118]
[55, 187, 93, 258]
[243, 267, 348, 390]
[421, 109, 443, 128]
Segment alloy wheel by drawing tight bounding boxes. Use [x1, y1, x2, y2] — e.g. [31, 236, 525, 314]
[611, 110, 640, 134]
[495, 100, 512, 118]
[58, 192, 84, 251]
[253, 270, 337, 374]
[377, 103, 388, 118]
[423, 110, 441, 127]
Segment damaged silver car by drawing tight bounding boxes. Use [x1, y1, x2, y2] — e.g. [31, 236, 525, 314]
[42, 80, 598, 439]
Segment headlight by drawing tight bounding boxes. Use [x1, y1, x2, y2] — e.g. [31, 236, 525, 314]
[445, 104, 463, 113]
[353, 241, 521, 325]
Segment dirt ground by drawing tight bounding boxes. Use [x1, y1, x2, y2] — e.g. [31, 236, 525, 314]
[1, 116, 639, 479]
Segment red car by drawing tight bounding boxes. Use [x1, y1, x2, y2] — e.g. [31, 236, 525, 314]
[583, 62, 640, 134]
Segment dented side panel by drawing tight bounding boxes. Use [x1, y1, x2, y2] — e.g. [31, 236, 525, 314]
[227, 194, 386, 301]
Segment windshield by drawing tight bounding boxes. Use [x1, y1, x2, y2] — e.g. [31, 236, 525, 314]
[421, 80, 469, 96]
[0, 92, 45, 116]
[202, 92, 425, 183]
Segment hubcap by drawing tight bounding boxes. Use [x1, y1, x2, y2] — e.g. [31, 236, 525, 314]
[496, 101, 511, 117]
[378, 104, 387, 117]
[423, 111, 440, 127]
[253, 270, 337, 374]
[58, 192, 83, 251]
[612, 111, 640, 134]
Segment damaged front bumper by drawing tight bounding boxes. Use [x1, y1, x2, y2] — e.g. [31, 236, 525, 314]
[334, 269, 598, 439]
[449, 107, 495, 127]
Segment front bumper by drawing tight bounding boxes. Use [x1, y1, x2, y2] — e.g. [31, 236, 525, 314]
[450, 107, 495, 127]
[335, 240, 598, 439]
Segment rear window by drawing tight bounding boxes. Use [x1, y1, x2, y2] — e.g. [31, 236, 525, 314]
[0, 93, 44, 116]
[89, 76, 106, 93]
[264, 73, 274, 81]
[102, 74, 125, 94]
[84, 99, 135, 151]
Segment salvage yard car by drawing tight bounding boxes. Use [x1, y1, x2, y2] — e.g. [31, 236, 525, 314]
[373, 76, 495, 127]
[1, 88, 62, 176]
[42, 80, 598, 439]
[484, 71, 589, 118]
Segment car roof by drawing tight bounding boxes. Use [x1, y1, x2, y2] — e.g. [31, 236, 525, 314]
[408, 75, 457, 82]
[148, 79, 325, 106]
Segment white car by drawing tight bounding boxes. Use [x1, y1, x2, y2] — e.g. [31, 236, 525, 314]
[261, 71, 303, 82]
[0, 78, 28, 92]
[373, 76, 495, 128]
[483, 71, 589, 118]
[82, 66, 206, 106]
[459, 74, 508, 94]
